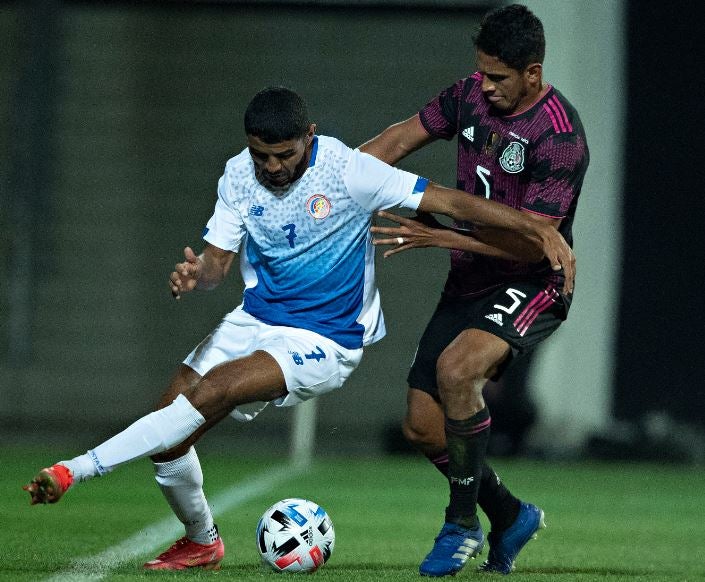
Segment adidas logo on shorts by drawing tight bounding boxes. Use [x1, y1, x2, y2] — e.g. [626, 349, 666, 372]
[485, 313, 503, 326]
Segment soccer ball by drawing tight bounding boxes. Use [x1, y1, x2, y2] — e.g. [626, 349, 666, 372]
[256, 498, 335, 573]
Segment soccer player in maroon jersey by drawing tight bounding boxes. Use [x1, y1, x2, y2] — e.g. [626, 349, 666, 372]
[361, 4, 589, 577]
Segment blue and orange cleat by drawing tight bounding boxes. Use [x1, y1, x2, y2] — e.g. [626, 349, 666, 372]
[23, 464, 74, 505]
[419, 522, 484, 577]
[478, 501, 545, 575]
[144, 535, 225, 570]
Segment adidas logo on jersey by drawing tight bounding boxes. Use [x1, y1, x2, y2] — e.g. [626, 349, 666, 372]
[462, 126, 475, 142]
[485, 313, 503, 326]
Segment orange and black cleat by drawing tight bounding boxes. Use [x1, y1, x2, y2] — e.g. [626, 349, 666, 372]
[23, 464, 74, 505]
[144, 535, 225, 570]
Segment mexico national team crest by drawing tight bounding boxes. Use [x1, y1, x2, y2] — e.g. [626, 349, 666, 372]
[499, 141, 525, 174]
[306, 193, 331, 219]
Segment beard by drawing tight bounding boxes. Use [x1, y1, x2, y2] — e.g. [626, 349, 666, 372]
[256, 151, 310, 191]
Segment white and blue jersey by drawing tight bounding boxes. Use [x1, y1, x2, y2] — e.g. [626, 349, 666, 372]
[202, 135, 427, 350]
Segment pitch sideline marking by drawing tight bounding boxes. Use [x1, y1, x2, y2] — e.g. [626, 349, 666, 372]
[44, 464, 302, 581]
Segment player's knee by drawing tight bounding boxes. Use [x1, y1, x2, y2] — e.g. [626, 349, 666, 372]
[188, 370, 242, 418]
[402, 417, 441, 450]
[436, 352, 483, 392]
[401, 417, 423, 447]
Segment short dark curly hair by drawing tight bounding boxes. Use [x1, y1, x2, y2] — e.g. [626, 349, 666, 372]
[244, 86, 310, 144]
[473, 4, 545, 71]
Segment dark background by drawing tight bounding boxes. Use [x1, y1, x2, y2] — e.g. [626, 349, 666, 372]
[2, 0, 703, 456]
[1, 0, 484, 452]
[615, 0, 705, 426]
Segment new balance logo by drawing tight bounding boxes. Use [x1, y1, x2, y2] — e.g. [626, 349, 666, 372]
[462, 126, 475, 142]
[249, 205, 265, 216]
[485, 313, 503, 325]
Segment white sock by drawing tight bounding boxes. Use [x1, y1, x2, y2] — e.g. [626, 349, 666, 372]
[154, 447, 217, 545]
[60, 395, 206, 481]
[58, 455, 98, 483]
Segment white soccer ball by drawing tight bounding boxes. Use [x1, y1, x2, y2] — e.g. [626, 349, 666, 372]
[256, 498, 335, 573]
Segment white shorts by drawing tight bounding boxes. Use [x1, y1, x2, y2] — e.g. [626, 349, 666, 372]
[183, 308, 363, 422]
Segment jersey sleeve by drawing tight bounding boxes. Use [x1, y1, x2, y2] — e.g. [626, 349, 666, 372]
[202, 173, 247, 252]
[344, 149, 426, 212]
[418, 79, 466, 140]
[522, 133, 589, 218]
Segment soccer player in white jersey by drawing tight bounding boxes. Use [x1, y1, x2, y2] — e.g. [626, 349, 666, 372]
[24, 87, 574, 571]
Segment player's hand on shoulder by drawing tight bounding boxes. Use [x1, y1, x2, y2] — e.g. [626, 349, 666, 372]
[169, 246, 202, 299]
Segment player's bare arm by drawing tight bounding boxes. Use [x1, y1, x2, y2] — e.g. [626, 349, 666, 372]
[418, 182, 575, 294]
[360, 115, 575, 290]
[372, 210, 544, 262]
[359, 114, 436, 165]
[170, 243, 235, 299]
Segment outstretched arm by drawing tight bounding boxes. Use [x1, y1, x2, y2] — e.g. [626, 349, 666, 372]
[372, 211, 545, 262]
[169, 243, 236, 299]
[360, 113, 574, 291]
[417, 182, 575, 293]
[359, 114, 436, 165]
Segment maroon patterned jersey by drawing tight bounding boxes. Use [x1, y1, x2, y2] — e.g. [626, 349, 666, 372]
[419, 73, 589, 303]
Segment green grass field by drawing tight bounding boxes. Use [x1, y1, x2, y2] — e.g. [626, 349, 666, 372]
[3, 448, 705, 581]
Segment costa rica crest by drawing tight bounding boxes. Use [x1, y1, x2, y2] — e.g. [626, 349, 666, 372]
[306, 194, 331, 219]
[499, 141, 525, 174]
